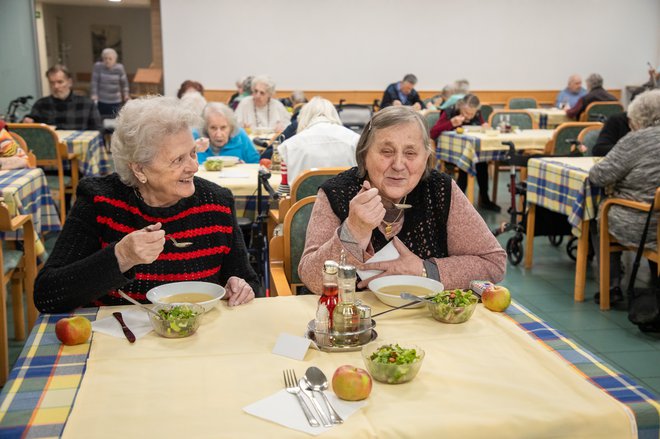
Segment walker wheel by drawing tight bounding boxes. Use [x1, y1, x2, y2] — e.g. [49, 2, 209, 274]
[548, 235, 564, 247]
[506, 236, 524, 266]
[567, 237, 578, 261]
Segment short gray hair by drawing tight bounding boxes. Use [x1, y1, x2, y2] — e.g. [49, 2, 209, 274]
[203, 102, 240, 138]
[251, 75, 276, 95]
[627, 89, 660, 129]
[457, 94, 481, 109]
[101, 48, 118, 59]
[586, 73, 603, 90]
[111, 96, 201, 187]
[296, 97, 342, 132]
[402, 74, 418, 85]
[454, 79, 470, 94]
[180, 91, 207, 131]
[356, 106, 433, 179]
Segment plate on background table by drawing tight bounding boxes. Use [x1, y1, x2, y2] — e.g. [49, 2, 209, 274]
[206, 156, 240, 167]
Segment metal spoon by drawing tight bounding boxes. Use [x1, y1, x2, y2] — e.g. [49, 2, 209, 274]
[400, 292, 435, 304]
[304, 367, 343, 425]
[299, 378, 332, 427]
[116, 289, 161, 318]
[165, 235, 193, 248]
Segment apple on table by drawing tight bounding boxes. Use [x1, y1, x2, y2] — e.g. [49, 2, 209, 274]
[55, 316, 92, 346]
[481, 285, 511, 312]
[332, 365, 372, 401]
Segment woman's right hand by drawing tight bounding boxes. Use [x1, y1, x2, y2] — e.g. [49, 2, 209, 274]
[195, 137, 210, 152]
[345, 181, 385, 245]
[114, 222, 165, 273]
[450, 115, 466, 127]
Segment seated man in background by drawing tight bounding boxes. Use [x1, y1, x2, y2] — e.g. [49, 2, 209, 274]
[380, 74, 424, 110]
[565, 73, 617, 121]
[278, 97, 359, 185]
[555, 74, 586, 109]
[24, 64, 102, 131]
[197, 102, 260, 164]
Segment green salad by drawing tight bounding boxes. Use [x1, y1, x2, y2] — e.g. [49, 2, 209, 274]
[366, 344, 424, 384]
[155, 305, 200, 336]
[428, 289, 478, 324]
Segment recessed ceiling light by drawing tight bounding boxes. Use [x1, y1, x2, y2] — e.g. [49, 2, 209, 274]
[109, 0, 122, 2]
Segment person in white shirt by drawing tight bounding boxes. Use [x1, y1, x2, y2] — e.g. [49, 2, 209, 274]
[278, 97, 359, 185]
[234, 75, 291, 133]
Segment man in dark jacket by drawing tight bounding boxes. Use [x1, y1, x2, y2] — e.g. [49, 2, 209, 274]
[380, 74, 424, 110]
[566, 73, 617, 121]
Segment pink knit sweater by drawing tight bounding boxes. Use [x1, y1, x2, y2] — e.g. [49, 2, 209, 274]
[298, 180, 507, 294]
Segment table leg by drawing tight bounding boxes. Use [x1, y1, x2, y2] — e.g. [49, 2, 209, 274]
[525, 203, 536, 268]
[466, 175, 475, 204]
[574, 220, 590, 302]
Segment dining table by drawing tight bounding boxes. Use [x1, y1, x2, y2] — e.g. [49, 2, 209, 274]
[56, 130, 113, 177]
[196, 163, 282, 221]
[0, 291, 657, 438]
[436, 129, 554, 203]
[0, 168, 62, 258]
[525, 156, 602, 304]
[526, 108, 570, 129]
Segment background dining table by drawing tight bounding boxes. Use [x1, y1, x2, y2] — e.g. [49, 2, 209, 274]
[526, 108, 571, 128]
[525, 156, 602, 304]
[0, 292, 657, 438]
[56, 130, 113, 177]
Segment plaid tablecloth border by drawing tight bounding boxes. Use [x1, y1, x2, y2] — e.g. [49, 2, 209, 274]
[436, 133, 507, 175]
[1, 303, 657, 438]
[57, 131, 113, 177]
[526, 157, 602, 237]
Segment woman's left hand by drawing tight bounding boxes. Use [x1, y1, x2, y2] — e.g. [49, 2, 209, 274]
[225, 276, 255, 306]
[356, 237, 425, 289]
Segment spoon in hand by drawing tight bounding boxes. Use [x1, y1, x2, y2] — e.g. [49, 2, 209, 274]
[304, 367, 343, 424]
[116, 289, 161, 318]
[361, 182, 412, 210]
[165, 235, 193, 248]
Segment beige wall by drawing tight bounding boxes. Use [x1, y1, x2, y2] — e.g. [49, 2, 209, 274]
[41, 3, 152, 94]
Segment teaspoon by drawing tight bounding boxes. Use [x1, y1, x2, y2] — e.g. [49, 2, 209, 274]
[361, 183, 412, 210]
[304, 367, 344, 424]
[165, 235, 193, 248]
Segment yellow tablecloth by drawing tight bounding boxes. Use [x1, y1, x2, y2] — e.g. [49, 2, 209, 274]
[196, 163, 281, 197]
[460, 129, 554, 151]
[526, 108, 570, 128]
[63, 294, 635, 439]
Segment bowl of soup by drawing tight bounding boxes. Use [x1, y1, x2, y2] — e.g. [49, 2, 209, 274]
[146, 281, 225, 312]
[368, 275, 444, 308]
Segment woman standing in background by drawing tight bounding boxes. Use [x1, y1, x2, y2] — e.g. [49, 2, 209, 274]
[91, 48, 130, 118]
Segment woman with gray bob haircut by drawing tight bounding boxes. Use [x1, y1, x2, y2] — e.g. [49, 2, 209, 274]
[34, 95, 258, 313]
[235, 74, 291, 132]
[197, 102, 260, 164]
[298, 105, 506, 295]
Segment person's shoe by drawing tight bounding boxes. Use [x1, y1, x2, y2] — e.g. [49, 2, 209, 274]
[593, 286, 624, 305]
[478, 198, 502, 213]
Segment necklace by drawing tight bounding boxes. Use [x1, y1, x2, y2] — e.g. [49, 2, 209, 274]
[133, 186, 144, 201]
[381, 195, 406, 237]
[253, 99, 271, 128]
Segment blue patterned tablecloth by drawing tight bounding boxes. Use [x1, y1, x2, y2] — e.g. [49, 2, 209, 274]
[56, 130, 113, 177]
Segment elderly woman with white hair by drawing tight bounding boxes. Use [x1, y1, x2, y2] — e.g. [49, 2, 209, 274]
[234, 75, 291, 132]
[589, 89, 660, 305]
[34, 96, 258, 312]
[90, 47, 130, 118]
[278, 97, 359, 184]
[197, 102, 259, 164]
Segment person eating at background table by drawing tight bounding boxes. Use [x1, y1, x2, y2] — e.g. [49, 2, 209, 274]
[298, 106, 506, 293]
[23, 64, 102, 131]
[588, 89, 660, 307]
[33, 96, 257, 313]
[555, 74, 587, 109]
[380, 74, 424, 110]
[430, 94, 501, 212]
[235, 75, 291, 133]
[196, 102, 260, 164]
[565, 73, 617, 121]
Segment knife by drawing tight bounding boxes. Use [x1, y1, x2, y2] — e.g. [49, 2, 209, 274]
[113, 312, 136, 343]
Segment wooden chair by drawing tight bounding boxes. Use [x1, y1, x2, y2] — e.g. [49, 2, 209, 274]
[598, 187, 660, 310]
[269, 196, 316, 296]
[506, 97, 538, 110]
[579, 101, 624, 122]
[544, 122, 602, 156]
[488, 110, 536, 129]
[480, 105, 493, 125]
[423, 110, 441, 134]
[577, 125, 603, 156]
[0, 200, 37, 385]
[8, 132, 37, 168]
[7, 123, 79, 224]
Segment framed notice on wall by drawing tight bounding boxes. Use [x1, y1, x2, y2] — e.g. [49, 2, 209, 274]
[91, 24, 122, 62]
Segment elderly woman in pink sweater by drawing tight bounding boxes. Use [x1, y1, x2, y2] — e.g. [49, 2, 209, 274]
[298, 106, 506, 293]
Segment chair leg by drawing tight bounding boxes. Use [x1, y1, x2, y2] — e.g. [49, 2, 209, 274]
[491, 162, 499, 204]
[10, 277, 25, 341]
[0, 282, 9, 385]
[599, 235, 612, 311]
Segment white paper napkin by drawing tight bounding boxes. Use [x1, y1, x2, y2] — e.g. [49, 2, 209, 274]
[91, 310, 153, 340]
[218, 170, 250, 178]
[243, 389, 367, 435]
[356, 240, 399, 281]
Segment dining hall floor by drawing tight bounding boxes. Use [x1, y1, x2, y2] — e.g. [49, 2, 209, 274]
[3, 172, 659, 397]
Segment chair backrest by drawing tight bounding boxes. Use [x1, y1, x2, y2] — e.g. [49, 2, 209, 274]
[489, 110, 535, 129]
[423, 110, 441, 133]
[8, 132, 36, 167]
[336, 104, 373, 133]
[580, 101, 624, 122]
[480, 105, 493, 124]
[506, 97, 538, 109]
[577, 125, 603, 156]
[7, 123, 62, 164]
[283, 197, 316, 286]
[291, 167, 348, 203]
[545, 122, 602, 155]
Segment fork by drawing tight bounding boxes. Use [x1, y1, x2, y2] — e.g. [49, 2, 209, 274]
[283, 369, 320, 427]
[165, 235, 193, 248]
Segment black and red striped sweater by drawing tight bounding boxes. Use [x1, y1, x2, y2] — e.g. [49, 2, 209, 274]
[34, 174, 258, 313]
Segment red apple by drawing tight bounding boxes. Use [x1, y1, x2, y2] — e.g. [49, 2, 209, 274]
[259, 158, 272, 169]
[332, 365, 372, 401]
[55, 316, 92, 346]
[482, 285, 511, 312]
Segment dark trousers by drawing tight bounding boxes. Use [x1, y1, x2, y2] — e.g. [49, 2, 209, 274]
[457, 162, 491, 200]
[98, 101, 122, 118]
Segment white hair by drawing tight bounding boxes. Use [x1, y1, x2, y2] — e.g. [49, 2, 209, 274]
[203, 102, 240, 138]
[101, 48, 118, 59]
[296, 97, 342, 133]
[251, 75, 276, 95]
[628, 89, 660, 129]
[179, 91, 207, 130]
